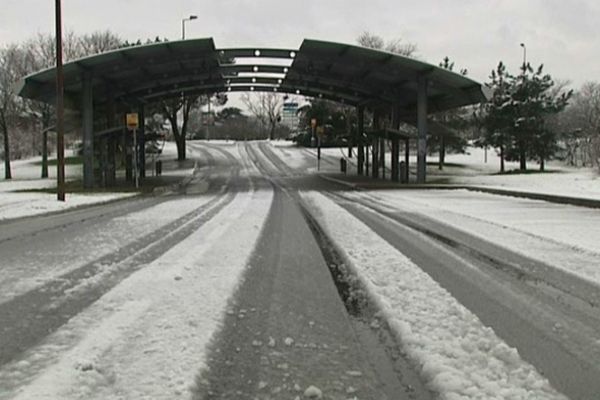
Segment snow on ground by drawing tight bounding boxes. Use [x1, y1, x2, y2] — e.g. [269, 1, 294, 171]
[301, 191, 567, 400]
[0, 150, 126, 222]
[0, 150, 79, 183]
[438, 147, 600, 200]
[267, 142, 346, 174]
[0, 192, 136, 222]
[0, 141, 206, 222]
[271, 142, 600, 201]
[352, 190, 600, 287]
[0, 195, 218, 304]
[1, 181, 274, 400]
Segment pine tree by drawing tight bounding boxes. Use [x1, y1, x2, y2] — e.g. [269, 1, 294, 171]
[509, 64, 572, 171]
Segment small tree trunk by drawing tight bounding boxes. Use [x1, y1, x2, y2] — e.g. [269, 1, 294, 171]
[439, 136, 445, 170]
[519, 141, 527, 171]
[500, 144, 505, 173]
[540, 156, 545, 171]
[176, 135, 186, 161]
[269, 122, 275, 140]
[42, 129, 48, 178]
[2, 122, 11, 180]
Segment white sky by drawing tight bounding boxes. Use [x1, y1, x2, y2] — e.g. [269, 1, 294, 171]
[1, 0, 598, 90]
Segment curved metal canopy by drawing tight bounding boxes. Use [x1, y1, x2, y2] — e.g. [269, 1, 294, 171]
[17, 37, 488, 112]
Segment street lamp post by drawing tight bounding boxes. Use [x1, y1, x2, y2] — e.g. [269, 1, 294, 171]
[182, 15, 198, 40]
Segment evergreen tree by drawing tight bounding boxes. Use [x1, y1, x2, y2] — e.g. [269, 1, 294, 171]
[508, 64, 572, 171]
[478, 62, 513, 172]
[478, 62, 571, 172]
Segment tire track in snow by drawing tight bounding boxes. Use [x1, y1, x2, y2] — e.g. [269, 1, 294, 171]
[0, 146, 244, 368]
[325, 190, 600, 399]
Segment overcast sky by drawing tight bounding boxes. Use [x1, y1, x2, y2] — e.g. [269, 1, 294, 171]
[1, 0, 598, 88]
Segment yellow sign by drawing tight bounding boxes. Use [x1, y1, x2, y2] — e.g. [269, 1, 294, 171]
[316, 126, 325, 137]
[126, 113, 139, 130]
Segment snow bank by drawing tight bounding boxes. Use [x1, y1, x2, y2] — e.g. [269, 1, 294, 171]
[358, 190, 600, 287]
[301, 192, 567, 400]
[4, 185, 273, 399]
[0, 192, 136, 222]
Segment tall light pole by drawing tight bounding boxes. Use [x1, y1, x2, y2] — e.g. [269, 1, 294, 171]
[182, 15, 198, 40]
[55, 0, 65, 201]
[520, 42, 527, 71]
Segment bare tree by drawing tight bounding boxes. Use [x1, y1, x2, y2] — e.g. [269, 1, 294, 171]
[22, 35, 60, 177]
[241, 92, 283, 140]
[0, 45, 28, 179]
[356, 31, 385, 50]
[562, 82, 600, 168]
[161, 95, 199, 161]
[357, 31, 417, 57]
[78, 31, 122, 56]
[160, 92, 227, 160]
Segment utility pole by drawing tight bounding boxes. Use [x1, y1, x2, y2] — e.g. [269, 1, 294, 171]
[55, 0, 65, 201]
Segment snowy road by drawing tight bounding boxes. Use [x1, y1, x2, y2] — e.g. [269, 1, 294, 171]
[0, 141, 598, 399]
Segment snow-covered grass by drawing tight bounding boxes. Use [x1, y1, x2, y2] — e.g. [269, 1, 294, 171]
[301, 191, 567, 400]
[0, 149, 83, 186]
[270, 142, 600, 202]
[352, 189, 600, 288]
[437, 147, 600, 200]
[0, 151, 124, 222]
[0, 142, 204, 222]
[0, 192, 136, 222]
[2, 182, 274, 399]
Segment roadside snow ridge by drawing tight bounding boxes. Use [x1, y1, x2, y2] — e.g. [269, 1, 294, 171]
[302, 192, 567, 400]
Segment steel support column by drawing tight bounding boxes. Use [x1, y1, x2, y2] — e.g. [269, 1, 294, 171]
[417, 75, 428, 184]
[404, 139, 410, 183]
[380, 134, 385, 180]
[391, 106, 400, 182]
[105, 94, 116, 187]
[371, 110, 380, 179]
[82, 71, 94, 189]
[357, 105, 365, 175]
[138, 103, 146, 179]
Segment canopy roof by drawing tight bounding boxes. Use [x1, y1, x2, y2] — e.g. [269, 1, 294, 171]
[17, 37, 488, 113]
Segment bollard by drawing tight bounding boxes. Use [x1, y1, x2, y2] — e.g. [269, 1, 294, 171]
[340, 158, 347, 174]
[155, 160, 162, 176]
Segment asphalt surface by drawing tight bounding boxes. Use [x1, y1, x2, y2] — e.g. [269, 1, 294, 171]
[249, 142, 600, 400]
[0, 144, 239, 365]
[1, 140, 598, 400]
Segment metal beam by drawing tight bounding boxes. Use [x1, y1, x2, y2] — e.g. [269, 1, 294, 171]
[218, 48, 297, 59]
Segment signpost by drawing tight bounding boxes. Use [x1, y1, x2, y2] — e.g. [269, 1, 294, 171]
[316, 126, 325, 171]
[126, 113, 139, 188]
